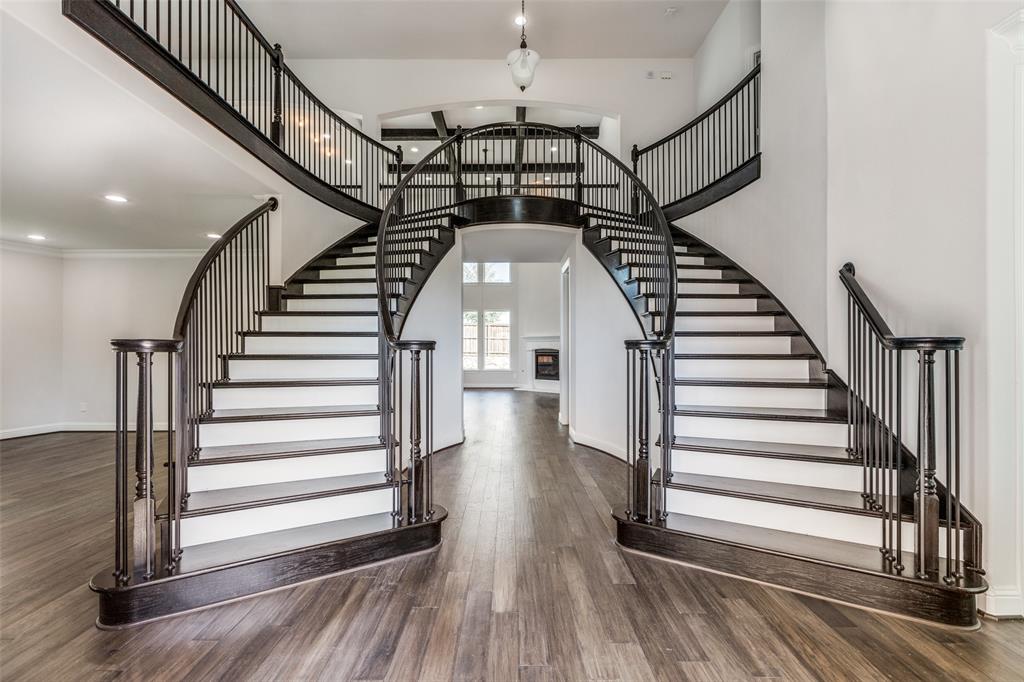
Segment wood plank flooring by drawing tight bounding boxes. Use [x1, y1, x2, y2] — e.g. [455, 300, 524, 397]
[2, 389, 1023, 680]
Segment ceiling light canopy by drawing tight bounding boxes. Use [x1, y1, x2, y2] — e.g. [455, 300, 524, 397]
[507, 0, 539, 92]
[104, 194, 128, 203]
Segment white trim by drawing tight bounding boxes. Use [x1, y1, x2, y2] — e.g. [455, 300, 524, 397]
[515, 385, 559, 395]
[464, 383, 518, 389]
[992, 10, 1024, 56]
[980, 589, 1024, 619]
[569, 428, 625, 460]
[62, 249, 205, 259]
[0, 239, 63, 257]
[0, 422, 170, 440]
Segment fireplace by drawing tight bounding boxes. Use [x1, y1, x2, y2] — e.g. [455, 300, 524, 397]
[534, 349, 559, 381]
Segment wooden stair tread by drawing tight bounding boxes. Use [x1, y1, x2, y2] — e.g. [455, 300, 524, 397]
[654, 511, 985, 590]
[206, 378, 378, 388]
[257, 311, 378, 317]
[183, 472, 389, 517]
[200, 403, 379, 423]
[177, 512, 397, 573]
[240, 331, 377, 338]
[668, 472, 893, 517]
[673, 377, 828, 388]
[195, 435, 384, 464]
[674, 405, 844, 423]
[672, 435, 852, 462]
[225, 353, 377, 360]
[675, 353, 816, 360]
[675, 311, 786, 317]
[673, 331, 801, 337]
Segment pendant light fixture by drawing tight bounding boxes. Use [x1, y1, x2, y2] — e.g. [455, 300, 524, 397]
[506, 0, 540, 92]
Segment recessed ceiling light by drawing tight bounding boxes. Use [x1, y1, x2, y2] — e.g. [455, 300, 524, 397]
[514, 14, 526, 26]
[551, 145, 558, 152]
[27, 234, 46, 241]
[322, 133, 331, 140]
[410, 146, 419, 153]
[486, 176, 493, 181]
[345, 159, 352, 164]
[475, 105, 484, 110]
[206, 233, 221, 239]
[325, 150, 333, 157]
[545, 176, 552, 181]
[104, 194, 128, 203]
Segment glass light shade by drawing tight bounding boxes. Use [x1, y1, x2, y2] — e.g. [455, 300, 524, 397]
[506, 47, 540, 91]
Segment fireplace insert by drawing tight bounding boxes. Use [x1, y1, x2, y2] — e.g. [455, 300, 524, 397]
[534, 349, 559, 381]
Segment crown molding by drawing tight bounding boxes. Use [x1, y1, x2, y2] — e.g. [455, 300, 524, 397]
[61, 248, 206, 259]
[0, 239, 63, 257]
[992, 9, 1024, 56]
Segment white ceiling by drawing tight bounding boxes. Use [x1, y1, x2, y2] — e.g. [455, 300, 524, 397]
[0, 12, 273, 250]
[462, 225, 576, 262]
[241, 0, 728, 59]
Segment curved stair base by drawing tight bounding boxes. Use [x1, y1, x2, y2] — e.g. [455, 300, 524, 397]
[614, 508, 984, 629]
[90, 507, 447, 628]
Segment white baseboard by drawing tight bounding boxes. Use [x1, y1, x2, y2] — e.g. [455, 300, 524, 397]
[1, 422, 170, 440]
[569, 429, 626, 461]
[515, 386, 559, 395]
[558, 411, 568, 425]
[980, 588, 1024, 619]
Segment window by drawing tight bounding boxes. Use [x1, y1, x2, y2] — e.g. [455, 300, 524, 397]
[483, 310, 511, 370]
[463, 309, 512, 371]
[462, 311, 479, 370]
[462, 262, 511, 284]
[483, 263, 511, 283]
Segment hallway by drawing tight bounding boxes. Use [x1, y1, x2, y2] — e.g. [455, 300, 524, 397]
[1, 389, 1023, 680]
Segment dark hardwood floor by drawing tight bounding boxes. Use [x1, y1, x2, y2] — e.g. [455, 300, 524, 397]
[2, 389, 1023, 680]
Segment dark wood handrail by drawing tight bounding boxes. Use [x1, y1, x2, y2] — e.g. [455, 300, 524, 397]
[638, 64, 761, 155]
[172, 197, 278, 338]
[839, 263, 964, 351]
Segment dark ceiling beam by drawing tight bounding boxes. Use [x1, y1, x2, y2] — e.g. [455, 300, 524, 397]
[431, 110, 458, 176]
[512, 106, 527, 195]
[380, 126, 601, 141]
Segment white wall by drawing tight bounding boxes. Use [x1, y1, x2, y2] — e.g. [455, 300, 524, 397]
[565, 234, 646, 458]
[0, 244, 64, 438]
[288, 58, 696, 158]
[694, 0, 761, 110]
[824, 0, 1024, 617]
[679, 0, 829, 353]
[402, 238, 465, 451]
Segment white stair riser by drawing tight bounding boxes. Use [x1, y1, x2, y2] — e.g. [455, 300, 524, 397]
[674, 385, 827, 410]
[303, 282, 377, 295]
[676, 358, 810, 379]
[180, 488, 392, 547]
[678, 282, 740, 295]
[317, 267, 376, 279]
[210, 384, 379, 410]
[674, 336, 791, 354]
[665, 489, 958, 554]
[228, 358, 378, 380]
[189, 449, 386, 491]
[245, 335, 377, 355]
[286, 298, 376, 312]
[675, 315, 775, 332]
[672, 451, 861, 491]
[335, 255, 375, 266]
[677, 297, 758, 312]
[198, 414, 379, 448]
[260, 316, 377, 333]
[675, 415, 847, 447]
[679, 269, 722, 280]
[350, 245, 377, 254]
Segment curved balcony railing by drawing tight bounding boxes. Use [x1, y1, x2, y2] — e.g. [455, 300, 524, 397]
[634, 64, 760, 216]
[75, 0, 397, 213]
[376, 122, 676, 343]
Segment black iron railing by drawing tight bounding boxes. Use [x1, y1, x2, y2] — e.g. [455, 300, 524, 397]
[97, 0, 397, 209]
[634, 64, 760, 210]
[625, 339, 674, 524]
[840, 263, 981, 584]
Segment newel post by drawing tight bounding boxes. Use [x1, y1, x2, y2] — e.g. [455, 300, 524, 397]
[915, 349, 940, 578]
[270, 43, 284, 146]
